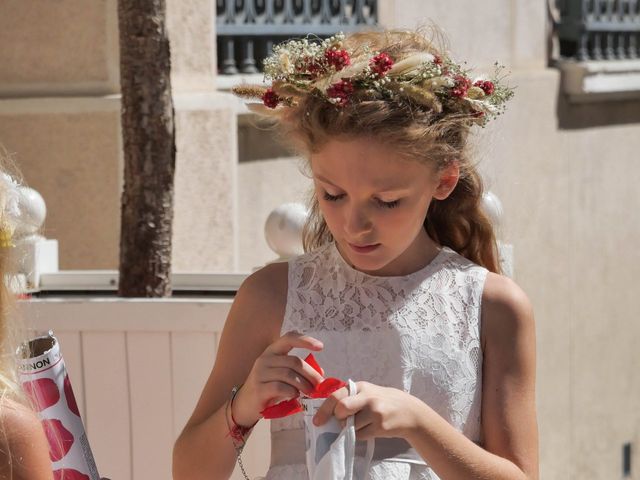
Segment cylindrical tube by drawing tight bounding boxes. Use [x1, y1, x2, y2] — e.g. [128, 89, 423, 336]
[18, 332, 100, 480]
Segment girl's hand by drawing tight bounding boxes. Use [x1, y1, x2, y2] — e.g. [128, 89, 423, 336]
[312, 381, 423, 441]
[231, 331, 325, 426]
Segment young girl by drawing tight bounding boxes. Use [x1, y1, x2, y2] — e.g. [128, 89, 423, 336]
[0, 163, 52, 479]
[173, 29, 538, 480]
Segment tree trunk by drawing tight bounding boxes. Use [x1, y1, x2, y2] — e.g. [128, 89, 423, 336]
[117, 0, 175, 297]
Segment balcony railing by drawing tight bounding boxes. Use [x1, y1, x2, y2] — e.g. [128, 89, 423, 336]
[216, 0, 378, 75]
[556, 0, 640, 61]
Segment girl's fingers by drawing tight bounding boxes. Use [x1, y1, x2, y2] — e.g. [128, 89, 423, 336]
[355, 420, 376, 441]
[269, 354, 325, 386]
[352, 408, 372, 431]
[262, 367, 315, 395]
[312, 386, 349, 426]
[262, 381, 300, 405]
[265, 331, 323, 356]
[332, 394, 365, 421]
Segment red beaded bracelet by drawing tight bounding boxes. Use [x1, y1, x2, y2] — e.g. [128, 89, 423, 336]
[226, 385, 259, 444]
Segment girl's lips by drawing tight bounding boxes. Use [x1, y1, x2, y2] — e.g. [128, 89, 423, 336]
[348, 242, 381, 253]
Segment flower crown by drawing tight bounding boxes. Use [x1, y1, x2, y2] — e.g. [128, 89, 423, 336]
[233, 33, 515, 126]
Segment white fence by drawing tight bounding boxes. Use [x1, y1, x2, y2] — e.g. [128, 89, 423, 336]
[21, 297, 272, 480]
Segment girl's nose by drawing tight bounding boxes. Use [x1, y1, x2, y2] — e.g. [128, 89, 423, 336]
[344, 207, 373, 238]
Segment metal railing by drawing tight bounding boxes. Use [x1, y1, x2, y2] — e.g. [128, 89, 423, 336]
[216, 0, 378, 75]
[555, 0, 640, 61]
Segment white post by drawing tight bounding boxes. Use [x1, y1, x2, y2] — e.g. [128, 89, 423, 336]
[482, 191, 513, 277]
[11, 185, 59, 291]
[263, 202, 308, 264]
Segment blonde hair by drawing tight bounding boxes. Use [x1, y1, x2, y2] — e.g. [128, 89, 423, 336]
[0, 149, 27, 404]
[0, 149, 31, 475]
[272, 29, 502, 273]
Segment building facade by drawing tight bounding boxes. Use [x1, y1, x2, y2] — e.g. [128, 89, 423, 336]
[1, 1, 639, 479]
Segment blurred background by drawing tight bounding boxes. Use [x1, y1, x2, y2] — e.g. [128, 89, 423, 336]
[1, 1, 639, 479]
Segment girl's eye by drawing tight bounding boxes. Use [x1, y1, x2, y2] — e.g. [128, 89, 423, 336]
[323, 191, 400, 209]
[378, 199, 400, 209]
[323, 192, 344, 202]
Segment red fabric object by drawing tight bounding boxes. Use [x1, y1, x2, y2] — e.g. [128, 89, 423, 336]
[22, 378, 60, 412]
[53, 469, 90, 480]
[304, 353, 324, 376]
[308, 377, 347, 399]
[261, 397, 303, 419]
[260, 354, 347, 419]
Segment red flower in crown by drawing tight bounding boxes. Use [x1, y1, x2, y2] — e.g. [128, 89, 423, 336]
[262, 88, 280, 109]
[474, 80, 495, 96]
[327, 79, 354, 106]
[325, 48, 351, 71]
[370, 52, 394, 76]
[451, 75, 472, 97]
[433, 54, 443, 65]
[297, 58, 325, 79]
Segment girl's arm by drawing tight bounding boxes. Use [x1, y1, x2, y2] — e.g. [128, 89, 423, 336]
[0, 399, 53, 480]
[404, 273, 539, 480]
[172, 263, 287, 480]
[172, 261, 324, 480]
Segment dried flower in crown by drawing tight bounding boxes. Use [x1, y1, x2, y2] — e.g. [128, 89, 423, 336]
[233, 33, 515, 126]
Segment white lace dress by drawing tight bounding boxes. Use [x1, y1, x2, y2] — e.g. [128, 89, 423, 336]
[261, 242, 488, 480]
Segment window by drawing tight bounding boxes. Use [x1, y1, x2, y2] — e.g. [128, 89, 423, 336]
[551, 0, 640, 102]
[216, 0, 378, 75]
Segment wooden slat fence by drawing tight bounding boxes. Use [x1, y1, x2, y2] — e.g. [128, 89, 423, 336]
[20, 298, 271, 480]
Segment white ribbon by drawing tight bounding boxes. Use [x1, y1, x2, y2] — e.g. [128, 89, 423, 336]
[304, 379, 375, 480]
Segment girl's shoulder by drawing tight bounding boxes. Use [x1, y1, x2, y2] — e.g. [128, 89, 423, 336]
[480, 272, 535, 351]
[235, 261, 290, 338]
[0, 396, 53, 479]
[246, 245, 331, 292]
[241, 261, 289, 308]
[237, 247, 328, 329]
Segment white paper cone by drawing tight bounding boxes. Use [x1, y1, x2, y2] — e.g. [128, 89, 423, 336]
[18, 332, 100, 480]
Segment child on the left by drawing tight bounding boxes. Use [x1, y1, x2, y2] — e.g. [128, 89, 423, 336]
[0, 155, 53, 480]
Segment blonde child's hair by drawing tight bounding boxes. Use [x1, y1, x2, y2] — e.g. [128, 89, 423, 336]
[0, 148, 28, 403]
[255, 29, 503, 273]
[0, 147, 33, 474]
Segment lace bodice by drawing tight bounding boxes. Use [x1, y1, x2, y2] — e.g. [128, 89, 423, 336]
[262, 242, 488, 480]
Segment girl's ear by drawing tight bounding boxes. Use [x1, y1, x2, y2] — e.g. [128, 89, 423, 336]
[433, 162, 460, 200]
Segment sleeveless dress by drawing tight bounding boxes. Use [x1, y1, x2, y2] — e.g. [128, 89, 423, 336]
[262, 241, 488, 480]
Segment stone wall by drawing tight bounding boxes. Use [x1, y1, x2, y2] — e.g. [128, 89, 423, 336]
[0, 0, 238, 271]
[235, 4, 640, 479]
